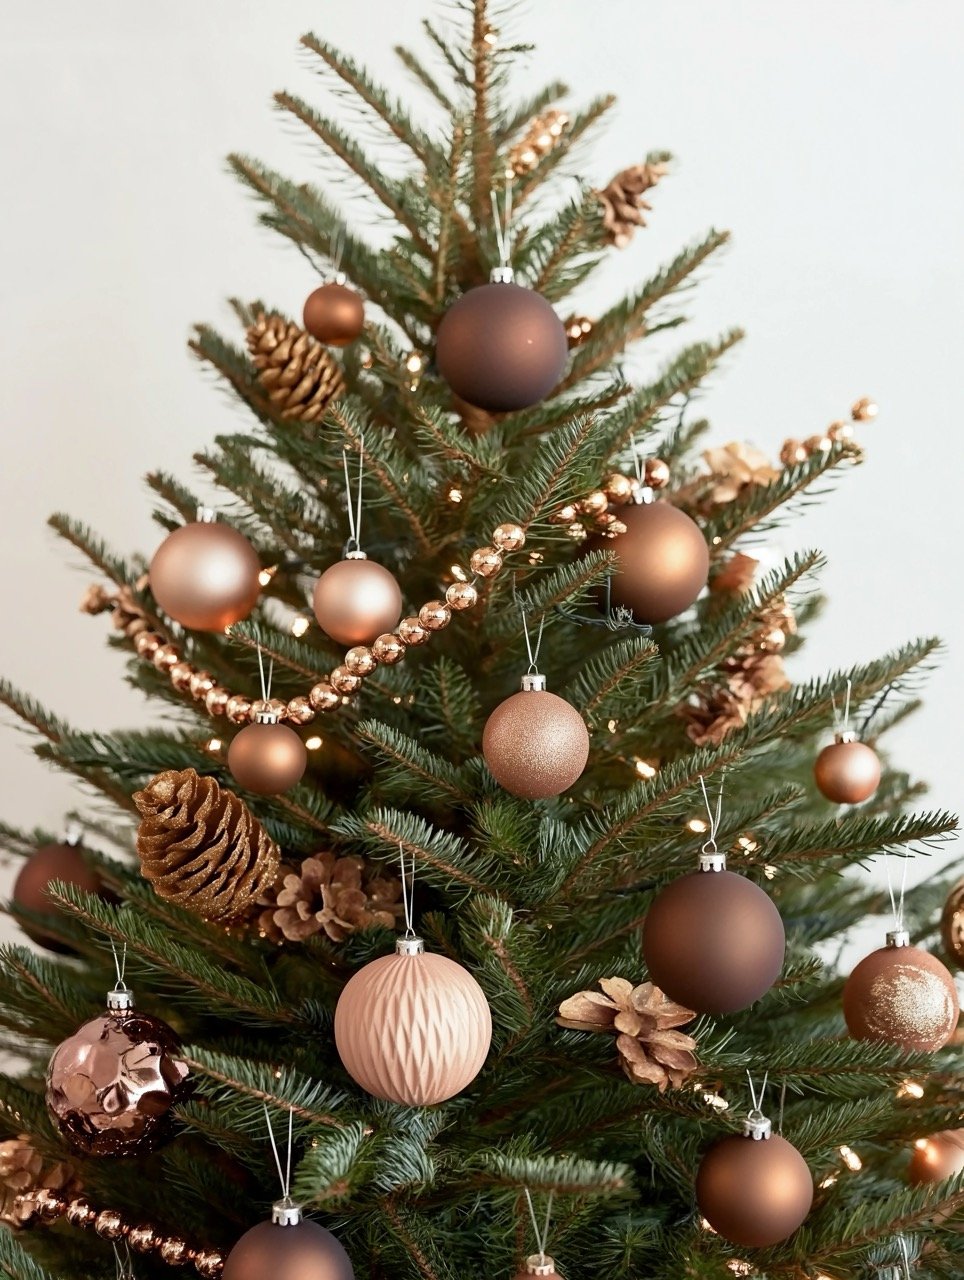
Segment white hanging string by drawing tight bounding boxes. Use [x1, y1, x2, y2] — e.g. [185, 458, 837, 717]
[330, 225, 345, 276]
[109, 941, 128, 995]
[256, 646, 274, 704]
[883, 852, 909, 933]
[629, 435, 647, 487]
[398, 843, 416, 939]
[263, 1103, 294, 1202]
[831, 678, 853, 734]
[523, 1187, 554, 1263]
[490, 173, 514, 267]
[342, 441, 366, 552]
[519, 606, 546, 674]
[746, 1068, 769, 1122]
[697, 773, 724, 856]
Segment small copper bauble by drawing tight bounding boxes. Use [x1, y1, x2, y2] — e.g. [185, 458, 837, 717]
[312, 555, 403, 648]
[38, 1191, 68, 1220]
[309, 681, 341, 711]
[828, 420, 855, 443]
[398, 617, 429, 646]
[135, 630, 162, 658]
[696, 1126, 813, 1248]
[470, 547, 502, 578]
[604, 473, 635, 504]
[814, 734, 881, 804]
[941, 878, 964, 968]
[286, 695, 315, 725]
[205, 686, 231, 716]
[581, 490, 608, 516]
[251, 697, 287, 721]
[14, 839, 103, 953]
[644, 458, 671, 489]
[345, 646, 377, 676]
[149, 515, 261, 632]
[303, 280, 365, 348]
[223, 1209, 354, 1280]
[804, 433, 833, 455]
[66, 1199, 98, 1229]
[227, 717, 308, 796]
[419, 601, 451, 631]
[330, 666, 363, 695]
[908, 1130, 964, 1184]
[189, 670, 216, 700]
[843, 934, 959, 1053]
[195, 1251, 227, 1280]
[852, 396, 878, 421]
[225, 695, 253, 725]
[94, 1209, 127, 1240]
[492, 522, 526, 552]
[482, 675, 590, 800]
[153, 643, 180, 671]
[159, 1237, 190, 1265]
[128, 1224, 158, 1252]
[446, 581, 478, 611]
[372, 633, 405, 664]
[169, 661, 195, 693]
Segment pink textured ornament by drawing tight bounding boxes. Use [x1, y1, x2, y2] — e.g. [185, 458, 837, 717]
[334, 937, 492, 1105]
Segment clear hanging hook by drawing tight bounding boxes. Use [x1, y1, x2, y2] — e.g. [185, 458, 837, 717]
[113, 1241, 136, 1280]
[256, 645, 274, 704]
[697, 773, 724, 856]
[398, 842, 417, 940]
[523, 1187, 554, 1264]
[489, 172, 514, 271]
[342, 439, 366, 554]
[263, 1103, 294, 1202]
[883, 852, 909, 938]
[831, 677, 853, 735]
[520, 605, 546, 675]
[330, 225, 346, 276]
[110, 941, 128, 993]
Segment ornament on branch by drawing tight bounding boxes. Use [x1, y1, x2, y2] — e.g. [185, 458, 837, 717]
[512, 1190, 563, 1280]
[258, 852, 403, 943]
[596, 159, 668, 247]
[507, 108, 570, 177]
[814, 680, 881, 804]
[0, 1136, 79, 1229]
[908, 1130, 964, 1184]
[563, 315, 593, 349]
[13, 825, 104, 953]
[940, 877, 964, 969]
[227, 651, 307, 796]
[149, 508, 262, 633]
[247, 312, 345, 423]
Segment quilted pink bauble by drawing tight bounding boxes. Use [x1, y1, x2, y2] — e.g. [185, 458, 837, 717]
[334, 937, 492, 1105]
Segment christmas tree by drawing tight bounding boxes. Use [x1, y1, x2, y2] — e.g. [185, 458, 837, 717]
[1, 6, 962, 1279]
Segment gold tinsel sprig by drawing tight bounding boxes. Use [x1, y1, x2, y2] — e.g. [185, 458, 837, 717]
[258, 852, 403, 944]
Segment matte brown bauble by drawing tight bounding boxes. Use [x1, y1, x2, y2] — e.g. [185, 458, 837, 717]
[435, 280, 568, 412]
[843, 939, 959, 1053]
[227, 719, 308, 796]
[303, 281, 365, 348]
[588, 499, 709, 624]
[13, 841, 102, 953]
[696, 1133, 813, 1247]
[223, 1216, 354, 1280]
[813, 735, 881, 804]
[312, 556, 403, 648]
[908, 1130, 964, 1184]
[482, 679, 589, 800]
[642, 869, 785, 1014]
[149, 518, 261, 632]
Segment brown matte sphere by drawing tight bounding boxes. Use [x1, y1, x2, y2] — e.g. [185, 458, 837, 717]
[588, 501, 709, 624]
[909, 1130, 964, 1184]
[312, 558, 403, 647]
[642, 870, 785, 1014]
[150, 522, 261, 632]
[303, 282, 365, 347]
[482, 689, 590, 799]
[223, 1218, 354, 1280]
[14, 843, 102, 953]
[843, 943, 959, 1053]
[435, 281, 568, 412]
[227, 721, 308, 796]
[813, 738, 881, 804]
[696, 1134, 813, 1248]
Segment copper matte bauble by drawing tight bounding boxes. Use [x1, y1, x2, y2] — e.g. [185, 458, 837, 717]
[482, 680, 590, 800]
[435, 281, 568, 412]
[909, 1130, 964, 1184]
[642, 869, 785, 1014]
[227, 719, 308, 795]
[334, 939, 492, 1105]
[303, 281, 365, 348]
[223, 1217, 354, 1280]
[814, 735, 881, 804]
[696, 1133, 813, 1247]
[312, 556, 403, 647]
[149, 519, 261, 632]
[588, 499, 709, 624]
[843, 939, 959, 1053]
[13, 840, 103, 953]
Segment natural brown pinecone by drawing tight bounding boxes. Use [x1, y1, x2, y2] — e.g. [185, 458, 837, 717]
[675, 441, 781, 518]
[259, 852, 403, 944]
[596, 159, 669, 247]
[246, 312, 345, 423]
[0, 1136, 79, 1229]
[134, 768, 280, 924]
[558, 977, 699, 1092]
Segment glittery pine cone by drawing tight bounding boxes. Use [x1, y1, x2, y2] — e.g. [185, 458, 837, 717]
[558, 977, 698, 1092]
[507, 108, 570, 177]
[0, 1136, 79, 1229]
[596, 160, 668, 247]
[258, 852, 403, 943]
[247, 312, 345, 423]
[134, 768, 280, 923]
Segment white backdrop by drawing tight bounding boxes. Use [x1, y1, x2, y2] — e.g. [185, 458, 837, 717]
[1, 2, 962, 931]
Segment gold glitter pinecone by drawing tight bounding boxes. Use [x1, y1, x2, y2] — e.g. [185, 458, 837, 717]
[259, 852, 403, 944]
[134, 768, 280, 923]
[0, 1136, 79, 1229]
[246, 312, 345, 423]
[596, 160, 668, 247]
[508, 108, 570, 177]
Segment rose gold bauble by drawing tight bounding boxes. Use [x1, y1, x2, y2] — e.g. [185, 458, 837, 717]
[843, 936, 959, 1053]
[435, 279, 568, 412]
[909, 1130, 964, 1184]
[642, 868, 785, 1014]
[813, 734, 881, 804]
[334, 938, 492, 1106]
[303, 281, 365, 348]
[13, 840, 102, 953]
[696, 1132, 813, 1247]
[312, 556, 403, 647]
[481, 677, 590, 800]
[223, 1213, 354, 1280]
[149, 517, 261, 632]
[227, 718, 308, 795]
[588, 500, 709, 624]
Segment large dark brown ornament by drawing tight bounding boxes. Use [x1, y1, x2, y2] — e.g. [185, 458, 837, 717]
[482, 674, 589, 799]
[303, 280, 365, 348]
[843, 931, 959, 1053]
[908, 1130, 964, 1184]
[227, 714, 307, 796]
[149, 510, 261, 632]
[223, 1202, 354, 1280]
[813, 732, 881, 804]
[312, 554, 403, 648]
[13, 837, 102, 953]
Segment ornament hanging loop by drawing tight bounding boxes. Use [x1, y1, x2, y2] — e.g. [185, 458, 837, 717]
[697, 773, 726, 872]
[744, 1069, 772, 1140]
[831, 677, 857, 743]
[489, 173, 515, 282]
[629, 436, 654, 505]
[255, 645, 275, 710]
[263, 1103, 301, 1226]
[107, 941, 133, 1011]
[520, 604, 546, 677]
[396, 843, 423, 954]
[342, 438, 366, 557]
[883, 851, 910, 946]
[523, 1187, 555, 1271]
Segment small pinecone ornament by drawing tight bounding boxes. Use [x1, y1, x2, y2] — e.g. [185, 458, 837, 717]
[134, 768, 280, 923]
[596, 159, 668, 247]
[247, 312, 345, 423]
[259, 853, 404, 943]
[0, 1136, 78, 1229]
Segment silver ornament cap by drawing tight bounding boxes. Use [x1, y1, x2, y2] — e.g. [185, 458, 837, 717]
[196, 506, 217, 524]
[523, 1255, 557, 1276]
[272, 1197, 303, 1227]
[106, 984, 134, 1013]
[698, 850, 727, 873]
[395, 936, 425, 956]
[887, 928, 911, 949]
[520, 672, 547, 692]
[489, 265, 515, 284]
[835, 728, 858, 744]
[743, 1111, 773, 1141]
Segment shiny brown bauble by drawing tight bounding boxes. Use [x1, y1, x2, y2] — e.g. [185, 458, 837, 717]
[227, 720, 308, 795]
[813, 737, 881, 804]
[149, 521, 261, 632]
[908, 1130, 964, 1184]
[642, 869, 785, 1014]
[13, 842, 102, 953]
[843, 942, 959, 1053]
[435, 281, 568, 412]
[223, 1218, 354, 1280]
[482, 688, 590, 799]
[940, 877, 964, 968]
[312, 557, 403, 648]
[696, 1133, 813, 1247]
[303, 282, 365, 348]
[588, 500, 709, 624]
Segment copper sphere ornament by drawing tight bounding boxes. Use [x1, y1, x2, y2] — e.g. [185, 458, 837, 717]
[908, 1130, 964, 1185]
[814, 732, 881, 804]
[223, 1200, 354, 1280]
[227, 712, 308, 796]
[303, 277, 365, 348]
[435, 270, 568, 412]
[46, 984, 189, 1156]
[334, 936, 492, 1106]
[843, 929, 959, 1053]
[312, 553, 403, 648]
[13, 832, 102, 953]
[149, 509, 261, 632]
[940, 877, 964, 968]
[482, 673, 590, 800]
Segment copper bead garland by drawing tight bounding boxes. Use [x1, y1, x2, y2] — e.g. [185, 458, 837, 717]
[843, 931, 959, 1053]
[149, 511, 261, 632]
[312, 555, 403, 647]
[13, 837, 102, 953]
[303, 279, 365, 348]
[223, 1204, 353, 1280]
[227, 715, 308, 796]
[482, 675, 590, 800]
[814, 733, 881, 804]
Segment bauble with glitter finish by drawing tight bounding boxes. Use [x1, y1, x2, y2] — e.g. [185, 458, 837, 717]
[813, 733, 881, 804]
[482, 673, 590, 800]
[303, 279, 365, 348]
[13, 837, 103, 953]
[334, 936, 492, 1106]
[908, 1130, 964, 1185]
[223, 1202, 354, 1280]
[843, 931, 959, 1053]
[227, 715, 308, 796]
[642, 864, 785, 1014]
[696, 1119, 813, 1248]
[312, 554, 403, 648]
[435, 273, 568, 413]
[149, 511, 261, 632]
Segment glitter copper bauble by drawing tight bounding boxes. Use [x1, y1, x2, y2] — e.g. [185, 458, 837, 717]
[149, 512, 261, 632]
[696, 1121, 813, 1247]
[312, 555, 403, 648]
[334, 937, 492, 1106]
[588, 498, 709, 624]
[303, 280, 365, 348]
[13, 839, 102, 953]
[908, 1130, 964, 1184]
[482, 674, 589, 800]
[223, 1203, 354, 1280]
[435, 275, 568, 413]
[940, 878, 964, 968]
[46, 988, 189, 1157]
[227, 716, 308, 796]
[642, 866, 785, 1014]
[813, 733, 881, 804]
[843, 932, 959, 1053]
